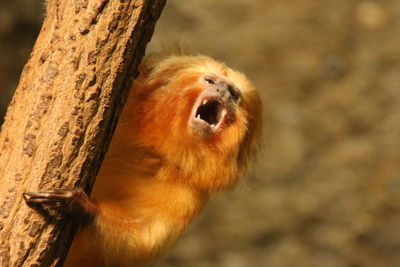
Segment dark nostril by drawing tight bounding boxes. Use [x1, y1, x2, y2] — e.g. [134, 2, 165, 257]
[215, 85, 228, 96]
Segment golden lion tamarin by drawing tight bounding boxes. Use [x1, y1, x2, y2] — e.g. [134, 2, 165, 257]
[24, 53, 262, 266]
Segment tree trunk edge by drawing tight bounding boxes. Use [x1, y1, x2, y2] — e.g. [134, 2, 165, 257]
[0, 0, 166, 266]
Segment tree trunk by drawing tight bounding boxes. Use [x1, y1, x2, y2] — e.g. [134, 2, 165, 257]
[0, 0, 166, 265]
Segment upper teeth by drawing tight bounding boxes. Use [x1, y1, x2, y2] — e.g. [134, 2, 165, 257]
[203, 99, 208, 105]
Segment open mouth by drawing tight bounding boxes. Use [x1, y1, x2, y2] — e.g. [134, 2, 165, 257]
[195, 99, 225, 127]
[190, 95, 227, 135]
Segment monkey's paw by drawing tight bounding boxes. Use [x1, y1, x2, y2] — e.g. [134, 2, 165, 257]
[23, 188, 99, 222]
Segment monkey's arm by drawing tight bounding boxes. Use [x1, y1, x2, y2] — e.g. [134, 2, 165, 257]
[23, 189, 99, 222]
[23, 189, 173, 265]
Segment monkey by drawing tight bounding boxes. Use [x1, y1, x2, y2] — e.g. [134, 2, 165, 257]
[24, 53, 262, 266]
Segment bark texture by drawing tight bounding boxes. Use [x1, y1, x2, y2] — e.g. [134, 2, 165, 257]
[0, 0, 166, 265]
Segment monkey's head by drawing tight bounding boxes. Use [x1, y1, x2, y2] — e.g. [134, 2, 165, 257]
[128, 54, 262, 192]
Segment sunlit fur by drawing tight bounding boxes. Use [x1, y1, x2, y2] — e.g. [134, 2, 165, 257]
[65, 54, 262, 266]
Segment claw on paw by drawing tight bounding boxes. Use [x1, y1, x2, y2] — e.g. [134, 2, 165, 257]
[23, 188, 98, 222]
[23, 189, 75, 203]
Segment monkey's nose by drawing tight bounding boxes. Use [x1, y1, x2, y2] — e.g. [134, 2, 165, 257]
[214, 85, 225, 94]
[214, 83, 240, 102]
[203, 74, 240, 102]
[213, 85, 227, 99]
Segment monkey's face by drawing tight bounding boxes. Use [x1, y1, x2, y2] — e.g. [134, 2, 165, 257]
[189, 73, 241, 137]
[133, 55, 261, 190]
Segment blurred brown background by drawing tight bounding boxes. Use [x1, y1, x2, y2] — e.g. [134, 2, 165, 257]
[1, 1, 400, 266]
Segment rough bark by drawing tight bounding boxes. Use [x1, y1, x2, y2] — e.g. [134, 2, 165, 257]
[0, 0, 166, 265]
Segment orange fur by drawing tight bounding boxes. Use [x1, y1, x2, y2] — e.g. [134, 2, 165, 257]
[64, 54, 262, 266]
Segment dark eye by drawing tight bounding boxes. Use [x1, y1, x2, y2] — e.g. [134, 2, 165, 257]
[204, 77, 215, 84]
[228, 86, 240, 101]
